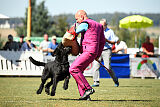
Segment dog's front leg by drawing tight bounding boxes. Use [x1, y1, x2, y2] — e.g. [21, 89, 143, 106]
[63, 75, 70, 90]
[50, 77, 58, 96]
[37, 75, 47, 94]
[37, 82, 45, 94]
[45, 79, 53, 95]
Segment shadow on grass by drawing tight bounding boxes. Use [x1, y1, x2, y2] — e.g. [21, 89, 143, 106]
[97, 86, 152, 88]
[46, 98, 152, 102]
[120, 86, 152, 88]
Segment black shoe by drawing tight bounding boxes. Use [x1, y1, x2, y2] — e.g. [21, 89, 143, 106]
[80, 88, 95, 99]
[79, 96, 91, 101]
[115, 81, 119, 87]
[91, 84, 99, 87]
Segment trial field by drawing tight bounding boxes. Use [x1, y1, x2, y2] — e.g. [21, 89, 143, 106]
[0, 77, 159, 107]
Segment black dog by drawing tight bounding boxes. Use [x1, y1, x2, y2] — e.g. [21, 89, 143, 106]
[29, 43, 71, 96]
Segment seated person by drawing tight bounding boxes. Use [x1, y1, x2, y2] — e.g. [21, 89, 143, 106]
[112, 37, 127, 54]
[47, 36, 58, 56]
[3, 34, 19, 51]
[20, 37, 37, 51]
[18, 35, 25, 50]
[141, 36, 154, 58]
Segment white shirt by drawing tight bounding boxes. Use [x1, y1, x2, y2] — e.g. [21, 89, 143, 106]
[115, 41, 127, 54]
[104, 28, 118, 50]
[39, 40, 50, 54]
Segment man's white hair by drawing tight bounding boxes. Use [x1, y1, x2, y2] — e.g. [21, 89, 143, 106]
[100, 19, 107, 23]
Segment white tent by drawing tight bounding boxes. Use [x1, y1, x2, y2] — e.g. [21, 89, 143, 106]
[0, 14, 9, 19]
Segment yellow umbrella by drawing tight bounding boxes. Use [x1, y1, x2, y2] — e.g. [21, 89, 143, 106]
[119, 15, 153, 28]
[119, 15, 153, 48]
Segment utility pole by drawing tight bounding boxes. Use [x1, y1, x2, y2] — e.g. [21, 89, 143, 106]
[27, 0, 31, 39]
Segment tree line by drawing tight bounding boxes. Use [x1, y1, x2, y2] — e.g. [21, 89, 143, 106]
[0, 0, 159, 48]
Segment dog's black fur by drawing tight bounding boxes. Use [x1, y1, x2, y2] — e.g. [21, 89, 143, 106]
[29, 43, 71, 96]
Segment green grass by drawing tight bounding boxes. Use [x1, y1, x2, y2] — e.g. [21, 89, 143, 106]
[0, 77, 160, 107]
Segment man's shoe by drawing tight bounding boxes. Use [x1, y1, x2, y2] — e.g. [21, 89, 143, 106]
[80, 88, 95, 99]
[115, 81, 119, 87]
[91, 84, 99, 87]
[92, 81, 99, 87]
[79, 96, 91, 101]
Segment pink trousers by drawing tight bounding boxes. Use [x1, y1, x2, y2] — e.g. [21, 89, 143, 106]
[69, 52, 97, 96]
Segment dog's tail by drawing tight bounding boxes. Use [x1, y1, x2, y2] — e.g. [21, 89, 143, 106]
[29, 56, 45, 66]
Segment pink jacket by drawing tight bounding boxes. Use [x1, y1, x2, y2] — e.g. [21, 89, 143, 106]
[80, 19, 105, 57]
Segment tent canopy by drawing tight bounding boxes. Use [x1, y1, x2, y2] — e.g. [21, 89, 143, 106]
[0, 14, 9, 19]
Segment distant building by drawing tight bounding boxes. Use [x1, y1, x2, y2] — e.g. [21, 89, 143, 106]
[0, 14, 10, 28]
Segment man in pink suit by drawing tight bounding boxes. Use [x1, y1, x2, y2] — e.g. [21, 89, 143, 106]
[69, 10, 105, 100]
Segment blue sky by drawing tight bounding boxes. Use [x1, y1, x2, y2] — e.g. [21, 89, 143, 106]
[0, 0, 160, 17]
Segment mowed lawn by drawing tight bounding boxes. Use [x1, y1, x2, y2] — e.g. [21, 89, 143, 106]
[0, 77, 160, 107]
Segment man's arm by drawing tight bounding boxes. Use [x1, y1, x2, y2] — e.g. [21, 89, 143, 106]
[47, 43, 55, 52]
[112, 48, 127, 54]
[104, 29, 118, 44]
[124, 48, 127, 54]
[142, 47, 154, 55]
[39, 44, 48, 52]
[20, 43, 25, 51]
[76, 23, 88, 34]
[3, 42, 8, 50]
[48, 48, 54, 52]
[106, 39, 116, 44]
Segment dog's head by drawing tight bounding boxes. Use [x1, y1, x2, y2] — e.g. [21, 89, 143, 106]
[51, 42, 71, 62]
[52, 42, 71, 55]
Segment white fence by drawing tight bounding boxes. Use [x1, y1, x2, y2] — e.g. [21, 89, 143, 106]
[0, 51, 93, 76]
[1, 50, 159, 78]
[0, 50, 44, 76]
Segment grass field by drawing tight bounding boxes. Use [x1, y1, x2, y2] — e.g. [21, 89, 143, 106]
[0, 77, 160, 107]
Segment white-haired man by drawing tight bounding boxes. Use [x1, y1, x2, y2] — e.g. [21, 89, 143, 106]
[92, 19, 119, 87]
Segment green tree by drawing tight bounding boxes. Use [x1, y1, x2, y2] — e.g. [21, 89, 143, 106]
[15, 18, 27, 36]
[114, 28, 135, 48]
[111, 12, 119, 27]
[16, 0, 57, 37]
[53, 15, 69, 37]
[31, 0, 53, 37]
[0, 34, 5, 49]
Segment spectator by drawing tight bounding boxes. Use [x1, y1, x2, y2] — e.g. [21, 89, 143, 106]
[3, 34, 19, 51]
[18, 35, 25, 50]
[92, 19, 119, 87]
[141, 36, 154, 58]
[69, 10, 105, 100]
[112, 37, 127, 54]
[20, 37, 37, 51]
[39, 33, 50, 55]
[47, 35, 58, 56]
